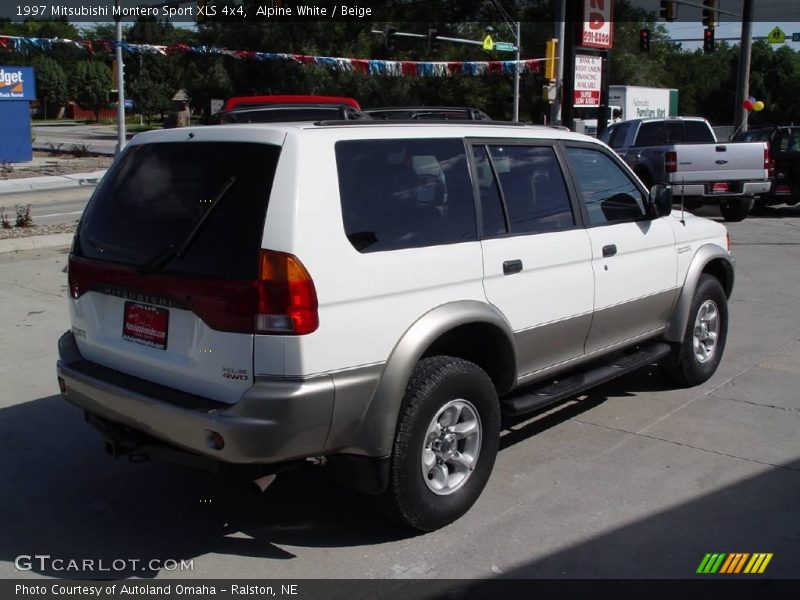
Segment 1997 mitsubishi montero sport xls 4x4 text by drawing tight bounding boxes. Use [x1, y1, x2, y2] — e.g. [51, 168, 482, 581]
[57, 121, 734, 531]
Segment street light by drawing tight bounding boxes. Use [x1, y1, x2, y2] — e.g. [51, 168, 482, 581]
[114, 0, 126, 154]
[488, 0, 521, 122]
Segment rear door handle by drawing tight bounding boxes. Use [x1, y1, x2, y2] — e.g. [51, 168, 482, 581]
[602, 244, 617, 258]
[503, 259, 523, 275]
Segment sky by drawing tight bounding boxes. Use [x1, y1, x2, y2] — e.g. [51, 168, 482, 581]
[665, 21, 800, 51]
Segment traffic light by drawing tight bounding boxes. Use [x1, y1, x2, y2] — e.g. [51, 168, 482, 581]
[384, 26, 397, 52]
[639, 29, 651, 52]
[659, 0, 676, 22]
[544, 38, 557, 81]
[703, 27, 715, 53]
[702, 0, 717, 28]
[428, 28, 439, 53]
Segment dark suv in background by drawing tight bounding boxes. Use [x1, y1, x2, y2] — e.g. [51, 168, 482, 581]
[733, 125, 800, 208]
[364, 107, 492, 121]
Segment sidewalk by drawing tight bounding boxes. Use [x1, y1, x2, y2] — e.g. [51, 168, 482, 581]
[0, 155, 105, 251]
[0, 170, 107, 194]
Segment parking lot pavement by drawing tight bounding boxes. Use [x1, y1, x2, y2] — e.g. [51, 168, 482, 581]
[0, 206, 798, 580]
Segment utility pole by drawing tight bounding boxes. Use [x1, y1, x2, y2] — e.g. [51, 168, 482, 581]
[513, 21, 521, 122]
[550, 0, 566, 125]
[733, 0, 754, 135]
[114, 0, 126, 154]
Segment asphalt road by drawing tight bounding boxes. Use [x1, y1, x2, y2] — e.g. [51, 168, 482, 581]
[0, 206, 798, 583]
[0, 187, 94, 226]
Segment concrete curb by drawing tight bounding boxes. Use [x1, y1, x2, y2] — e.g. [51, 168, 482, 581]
[0, 170, 107, 194]
[0, 233, 73, 254]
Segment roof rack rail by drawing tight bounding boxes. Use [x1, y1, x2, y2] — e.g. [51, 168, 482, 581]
[313, 119, 528, 127]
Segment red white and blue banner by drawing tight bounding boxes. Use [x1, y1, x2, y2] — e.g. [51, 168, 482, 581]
[0, 35, 542, 77]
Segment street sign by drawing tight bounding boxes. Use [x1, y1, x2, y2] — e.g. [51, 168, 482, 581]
[767, 26, 786, 44]
[793, 33, 800, 42]
[482, 35, 494, 51]
[573, 54, 603, 107]
[123, 98, 133, 109]
[581, 0, 614, 49]
[494, 42, 516, 52]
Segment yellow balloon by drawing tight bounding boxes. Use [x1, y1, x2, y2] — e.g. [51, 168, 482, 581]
[753, 100, 765, 111]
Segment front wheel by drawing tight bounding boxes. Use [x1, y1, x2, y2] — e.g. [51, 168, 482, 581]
[661, 274, 729, 387]
[719, 197, 753, 221]
[381, 356, 500, 532]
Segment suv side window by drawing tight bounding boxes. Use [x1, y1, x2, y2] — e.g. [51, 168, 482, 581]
[335, 139, 477, 253]
[472, 144, 575, 236]
[564, 146, 648, 226]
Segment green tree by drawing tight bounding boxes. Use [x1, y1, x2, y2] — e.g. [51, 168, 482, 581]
[72, 60, 112, 121]
[127, 54, 179, 124]
[32, 56, 67, 118]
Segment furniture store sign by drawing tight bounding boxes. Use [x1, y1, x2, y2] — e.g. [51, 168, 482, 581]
[574, 55, 603, 107]
[581, 0, 614, 49]
[0, 66, 36, 101]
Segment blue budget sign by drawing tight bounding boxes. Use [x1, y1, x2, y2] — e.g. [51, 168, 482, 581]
[0, 66, 36, 101]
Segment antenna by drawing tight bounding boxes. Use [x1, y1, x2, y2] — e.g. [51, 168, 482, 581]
[679, 178, 686, 224]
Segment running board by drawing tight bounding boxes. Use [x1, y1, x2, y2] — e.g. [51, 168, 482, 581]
[501, 342, 672, 417]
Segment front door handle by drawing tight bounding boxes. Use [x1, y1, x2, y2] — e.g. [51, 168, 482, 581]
[503, 259, 523, 275]
[602, 244, 617, 258]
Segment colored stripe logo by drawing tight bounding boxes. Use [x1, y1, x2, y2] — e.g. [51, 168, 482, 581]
[697, 553, 773, 574]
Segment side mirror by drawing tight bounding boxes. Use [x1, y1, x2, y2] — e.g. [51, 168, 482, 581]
[649, 184, 673, 218]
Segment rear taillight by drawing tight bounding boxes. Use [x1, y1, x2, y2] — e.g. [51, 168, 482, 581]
[764, 146, 774, 178]
[255, 250, 318, 335]
[664, 151, 677, 173]
[67, 252, 318, 336]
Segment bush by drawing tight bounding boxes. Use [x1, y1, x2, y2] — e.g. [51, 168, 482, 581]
[15, 204, 34, 228]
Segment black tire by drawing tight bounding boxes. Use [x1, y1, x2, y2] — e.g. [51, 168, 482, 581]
[719, 197, 753, 222]
[381, 356, 500, 532]
[661, 275, 728, 387]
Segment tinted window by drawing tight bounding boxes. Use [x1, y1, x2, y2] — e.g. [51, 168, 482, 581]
[336, 139, 476, 253]
[684, 121, 715, 143]
[599, 124, 615, 144]
[776, 129, 800, 152]
[666, 121, 684, 143]
[75, 142, 280, 279]
[608, 122, 632, 148]
[634, 122, 666, 146]
[486, 145, 574, 234]
[472, 145, 507, 236]
[565, 147, 648, 226]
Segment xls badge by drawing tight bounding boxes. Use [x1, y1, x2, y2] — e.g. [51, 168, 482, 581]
[697, 552, 773, 574]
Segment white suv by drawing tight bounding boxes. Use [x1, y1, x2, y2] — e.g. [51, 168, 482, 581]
[57, 121, 734, 531]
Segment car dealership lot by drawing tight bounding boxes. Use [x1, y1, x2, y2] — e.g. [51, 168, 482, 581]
[0, 206, 798, 580]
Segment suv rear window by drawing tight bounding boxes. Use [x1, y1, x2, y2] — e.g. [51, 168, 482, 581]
[74, 142, 280, 279]
[335, 139, 477, 253]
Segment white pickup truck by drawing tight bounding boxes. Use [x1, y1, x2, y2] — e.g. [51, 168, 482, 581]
[601, 117, 772, 221]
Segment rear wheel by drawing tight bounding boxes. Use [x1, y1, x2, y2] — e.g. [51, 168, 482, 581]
[661, 275, 728, 387]
[719, 197, 753, 221]
[381, 356, 500, 532]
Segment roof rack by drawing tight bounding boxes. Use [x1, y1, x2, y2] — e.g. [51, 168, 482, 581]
[313, 119, 528, 127]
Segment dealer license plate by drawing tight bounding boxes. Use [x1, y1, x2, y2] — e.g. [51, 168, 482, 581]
[122, 301, 169, 350]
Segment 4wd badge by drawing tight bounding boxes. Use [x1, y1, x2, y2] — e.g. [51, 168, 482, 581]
[222, 367, 249, 381]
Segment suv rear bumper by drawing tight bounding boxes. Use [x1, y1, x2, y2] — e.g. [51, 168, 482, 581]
[56, 331, 336, 465]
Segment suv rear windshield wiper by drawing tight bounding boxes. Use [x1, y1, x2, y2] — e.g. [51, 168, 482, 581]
[139, 176, 238, 272]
